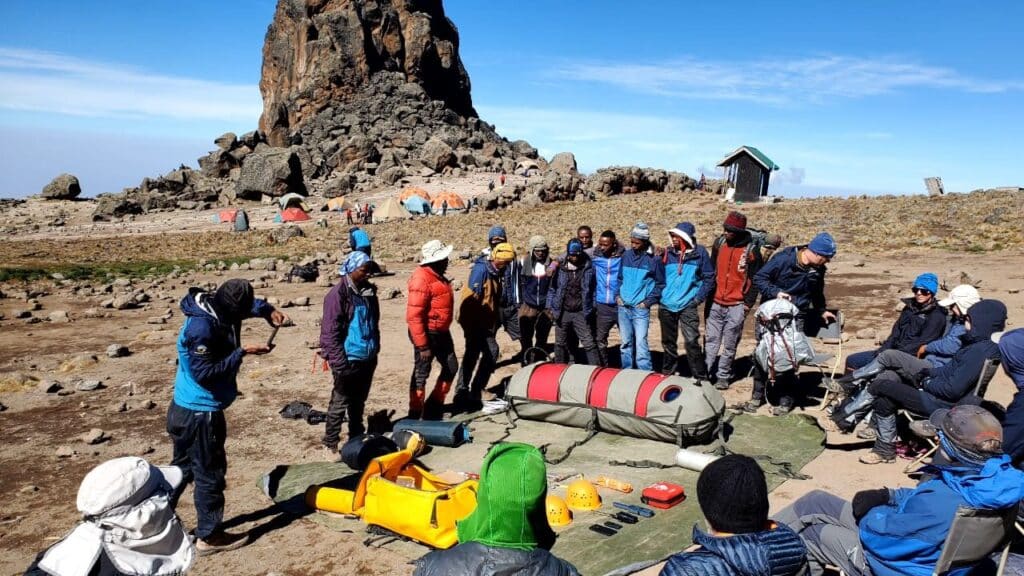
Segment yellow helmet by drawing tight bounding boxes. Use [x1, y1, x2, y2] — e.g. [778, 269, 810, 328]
[566, 479, 601, 511]
[546, 495, 573, 527]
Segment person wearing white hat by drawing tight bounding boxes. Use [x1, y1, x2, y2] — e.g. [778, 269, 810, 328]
[921, 284, 981, 367]
[406, 240, 459, 419]
[27, 457, 195, 575]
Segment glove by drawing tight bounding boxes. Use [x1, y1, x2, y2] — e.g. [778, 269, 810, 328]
[852, 488, 890, 523]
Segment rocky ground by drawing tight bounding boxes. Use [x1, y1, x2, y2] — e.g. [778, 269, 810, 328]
[1, 189, 1023, 575]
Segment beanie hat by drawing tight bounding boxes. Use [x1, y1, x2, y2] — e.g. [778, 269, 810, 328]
[807, 232, 837, 258]
[528, 235, 549, 251]
[456, 443, 556, 551]
[939, 284, 981, 311]
[668, 222, 695, 249]
[912, 273, 939, 295]
[567, 238, 584, 256]
[488, 225, 508, 244]
[491, 242, 516, 262]
[212, 279, 254, 322]
[723, 211, 747, 232]
[696, 454, 768, 534]
[630, 222, 651, 241]
[764, 234, 783, 249]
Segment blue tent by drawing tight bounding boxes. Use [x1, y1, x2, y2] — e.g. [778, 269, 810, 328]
[403, 195, 430, 215]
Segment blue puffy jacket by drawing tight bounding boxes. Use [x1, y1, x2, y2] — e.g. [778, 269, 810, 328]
[660, 524, 806, 576]
[997, 328, 1024, 463]
[658, 244, 715, 313]
[618, 246, 664, 308]
[592, 244, 624, 306]
[924, 317, 967, 367]
[753, 246, 826, 313]
[173, 289, 273, 411]
[547, 256, 595, 318]
[860, 455, 1024, 576]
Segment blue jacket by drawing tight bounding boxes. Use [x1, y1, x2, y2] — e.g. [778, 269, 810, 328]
[753, 246, 826, 313]
[518, 255, 553, 309]
[860, 455, 1024, 576]
[998, 329, 1024, 463]
[547, 256, 595, 318]
[924, 317, 966, 367]
[920, 300, 1006, 411]
[658, 244, 715, 313]
[173, 289, 273, 411]
[592, 244, 624, 306]
[660, 524, 806, 576]
[618, 246, 664, 308]
[319, 276, 380, 370]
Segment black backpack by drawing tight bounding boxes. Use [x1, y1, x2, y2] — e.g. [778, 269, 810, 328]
[287, 263, 319, 283]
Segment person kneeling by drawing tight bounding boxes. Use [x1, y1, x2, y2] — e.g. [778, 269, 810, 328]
[660, 455, 807, 576]
[413, 443, 579, 576]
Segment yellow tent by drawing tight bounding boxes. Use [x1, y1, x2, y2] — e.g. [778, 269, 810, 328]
[373, 197, 413, 223]
[324, 197, 356, 211]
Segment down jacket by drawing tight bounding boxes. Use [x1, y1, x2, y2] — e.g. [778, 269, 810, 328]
[406, 265, 454, 349]
[879, 298, 947, 356]
[547, 255, 595, 318]
[414, 542, 579, 576]
[660, 524, 807, 576]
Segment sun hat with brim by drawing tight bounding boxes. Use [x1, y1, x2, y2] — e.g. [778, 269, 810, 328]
[939, 284, 981, 311]
[929, 405, 1003, 459]
[77, 457, 183, 517]
[420, 240, 453, 265]
[456, 442, 555, 551]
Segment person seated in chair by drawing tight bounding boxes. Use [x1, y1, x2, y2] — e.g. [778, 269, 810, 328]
[776, 405, 1024, 576]
[858, 300, 1006, 464]
[660, 455, 807, 576]
[922, 284, 981, 367]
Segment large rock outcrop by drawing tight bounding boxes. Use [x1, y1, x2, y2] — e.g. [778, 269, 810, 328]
[41, 174, 81, 200]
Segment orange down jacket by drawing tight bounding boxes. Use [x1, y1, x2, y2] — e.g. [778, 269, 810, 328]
[407, 265, 455, 348]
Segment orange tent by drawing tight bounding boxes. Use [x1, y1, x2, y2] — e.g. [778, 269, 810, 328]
[279, 207, 311, 222]
[400, 187, 431, 202]
[430, 191, 466, 213]
[217, 209, 238, 224]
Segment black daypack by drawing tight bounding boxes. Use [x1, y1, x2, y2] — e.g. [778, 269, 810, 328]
[287, 263, 319, 283]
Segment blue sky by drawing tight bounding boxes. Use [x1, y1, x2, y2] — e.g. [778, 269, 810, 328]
[1, 1, 1021, 198]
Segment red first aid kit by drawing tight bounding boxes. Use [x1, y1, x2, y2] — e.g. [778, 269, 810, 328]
[640, 482, 686, 509]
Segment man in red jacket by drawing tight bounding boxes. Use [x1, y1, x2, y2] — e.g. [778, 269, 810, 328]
[407, 240, 459, 419]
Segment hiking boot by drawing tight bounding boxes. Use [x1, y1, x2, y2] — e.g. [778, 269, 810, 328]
[196, 531, 250, 556]
[856, 427, 878, 441]
[322, 446, 340, 462]
[858, 451, 895, 465]
[819, 416, 846, 433]
[714, 379, 731, 391]
[772, 403, 794, 417]
[823, 377, 847, 395]
[742, 398, 764, 413]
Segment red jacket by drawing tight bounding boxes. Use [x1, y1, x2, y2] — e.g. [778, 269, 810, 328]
[407, 265, 454, 348]
[711, 237, 763, 308]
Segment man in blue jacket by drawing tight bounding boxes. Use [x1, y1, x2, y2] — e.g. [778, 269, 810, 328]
[776, 405, 1024, 576]
[548, 239, 599, 365]
[167, 279, 287, 555]
[592, 230, 624, 367]
[747, 232, 837, 414]
[657, 222, 715, 380]
[859, 299, 1006, 464]
[617, 222, 664, 371]
[517, 235, 554, 359]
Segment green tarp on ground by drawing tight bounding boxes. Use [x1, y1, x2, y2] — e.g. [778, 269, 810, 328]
[262, 413, 824, 576]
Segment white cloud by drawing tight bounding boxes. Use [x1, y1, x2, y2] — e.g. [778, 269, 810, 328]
[0, 47, 262, 122]
[554, 55, 1024, 104]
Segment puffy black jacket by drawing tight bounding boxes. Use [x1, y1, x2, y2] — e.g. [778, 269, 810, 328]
[879, 298, 947, 355]
[660, 524, 806, 576]
[413, 542, 580, 576]
[921, 300, 1006, 411]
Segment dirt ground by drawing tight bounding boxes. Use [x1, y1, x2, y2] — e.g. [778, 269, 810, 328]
[1, 218, 1022, 574]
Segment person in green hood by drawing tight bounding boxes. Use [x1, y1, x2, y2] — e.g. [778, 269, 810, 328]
[413, 443, 579, 576]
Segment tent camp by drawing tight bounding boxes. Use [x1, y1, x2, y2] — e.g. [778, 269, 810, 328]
[372, 197, 413, 223]
[402, 195, 430, 215]
[399, 187, 431, 202]
[276, 193, 311, 222]
[216, 209, 238, 224]
[322, 197, 356, 212]
[430, 191, 466, 214]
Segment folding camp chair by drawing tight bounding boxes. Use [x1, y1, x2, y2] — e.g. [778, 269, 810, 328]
[804, 309, 844, 409]
[902, 357, 1002, 473]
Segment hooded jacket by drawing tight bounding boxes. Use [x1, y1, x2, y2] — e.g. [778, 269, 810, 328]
[173, 288, 272, 411]
[319, 275, 380, 371]
[547, 254, 595, 318]
[518, 254, 553, 309]
[859, 455, 1024, 576]
[658, 226, 715, 313]
[753, 246, 826, 313]
[592, 242, 625, 306]
[407, 265, 455, 348]
[660, 524, 807, 576]
[920, 300, 1006, 411]
[459, 258, 503, 333]
[879, 297, 947, 355]
[997, 330, 1024, 463]
[618, 244, 664, 308]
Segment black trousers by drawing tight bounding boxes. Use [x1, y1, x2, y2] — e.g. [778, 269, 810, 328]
[409, 331, 459, 392]
[167, 402, 227, 540]
[519, 305, 552, 352]
[594, 303, 619, 367]
[658, 305, 708, 379]
[322, 359, 377, 449]
[555, 310, 600, 365]
[458, 329, 499, 397]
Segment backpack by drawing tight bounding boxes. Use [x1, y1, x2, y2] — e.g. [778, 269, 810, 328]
[712, 227, 770, 268]
[287, 263, 319, 283]
[753, 299, 816, 381]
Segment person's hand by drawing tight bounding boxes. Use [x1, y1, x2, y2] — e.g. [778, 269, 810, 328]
[270, 310, 290, 327]
[637, 302, 647, 310]
[417, 347, 433, 363]
[822, 310, 836, 323]
[852, 488, 890, 523]
[916, 344, 927, 358]
[243, 344, 273, 356]
[743, 304, 751, 314]
[777, 292, 792, 301]
[616, 296, 623, 306]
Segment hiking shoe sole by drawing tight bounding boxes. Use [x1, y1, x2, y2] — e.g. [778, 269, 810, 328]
[856, 428, 878, 441]
[196, 533, 250, 556]
[858, 452, 895, 465]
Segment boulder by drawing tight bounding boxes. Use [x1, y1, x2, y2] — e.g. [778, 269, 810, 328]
[419, 137, 455, 172]
[47, 310, 70, 323]
[270, 225, 304, 244]
[106, 344, 130, 358]
[41, 174, 82, 200]
[547, 152, 577, 174]
[214, 132, 238, 150]
[234, 147, 307, 200]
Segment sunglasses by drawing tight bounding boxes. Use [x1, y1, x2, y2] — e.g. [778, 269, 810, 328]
[912, 288, 933, 295]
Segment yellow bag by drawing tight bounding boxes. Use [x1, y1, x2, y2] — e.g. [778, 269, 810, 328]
[305, 443, 478, 548]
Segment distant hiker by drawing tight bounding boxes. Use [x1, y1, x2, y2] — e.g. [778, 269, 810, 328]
[705, 211, 765, 390]
[346, 208, 354, 225]
[442, 199, 448, 216]
[454, 243, 516, 412]
[747, 232, 837, 415]
[406, 240, 459, 420]
[576, 225, 595, 256]
[696, 173, 706, 191]
[168, 278, 287, 555]
[617, 222, 663, 371]
[777, 405, 1024, 576]
[592, 230, 624, 367]
[995, 328, 1024, 464]
[25, 457, 195, 576]
[923, 284, 981, 366]
[518, 235, 554, 359]
[657, 222, 715, 380]
[349, 226, 372, 257]
[660, 455, 806, 576]
[488, 179, 495, 192]
[549, 239, 599, 365]
[366, 204, 374, 223]
[413, 443, 580, 576]
[499, 170, 506, 186]
[320, 251, 381, 460]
